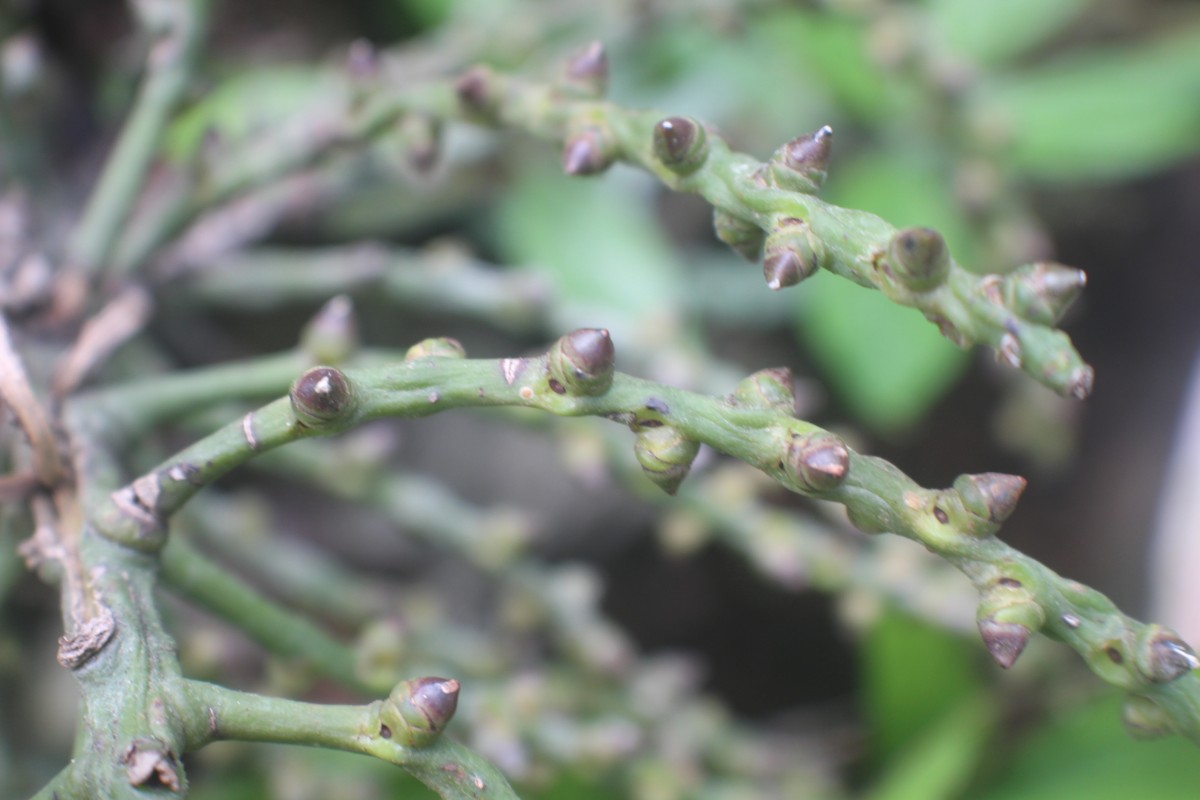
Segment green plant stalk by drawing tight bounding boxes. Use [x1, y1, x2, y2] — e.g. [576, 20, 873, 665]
[92, 345, 1198, 742]
[180, 680, 519, 799]
[68, 0, 208, 275]
[160, 534, 377, 694]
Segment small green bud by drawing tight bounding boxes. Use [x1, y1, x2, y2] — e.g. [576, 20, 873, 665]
[562, 40, 608, 98]
[712, 209, 765, 262]
[1134, 625, 1200, 684]
[1002, 262, 1087, 325]
[1122, 695, 1175, 740]
[300, 295, 358, 364]
[784, 431, 849, 493]
[634, 425, 700, 495]
[405, 337, 466, 361]
[953, 472, 1026, 525]
[562, 126, 615, 176]
[730, 367, 796, 413]
[762, 218, 824, 290]
[652, 117, 708, 174]
[290, 366, 355, 428]
[378, 676, 460, 748]
[767, 125, 832, 192]
[886, 227, 950, 291]
[548, 328, 615, 396]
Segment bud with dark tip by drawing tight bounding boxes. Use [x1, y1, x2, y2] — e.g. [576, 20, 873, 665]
[953, 472, 1026, 525]
[301, 295, 358, 364]
[785, 431, 849, 493]
[454, 66, 499, 118]
[976, 584, 1044, 670]
[730, 367, 796, 414]
[713, 210, 765, 262]
[1003, 262, 1087, 326]
[634, 425, 700, 495]
[1134, 625, 1200, 684]
[562, 40, 608, 98]
[405, 337, 466, 361]
[548, 328, 615, 395]
[652, 117, 708, 174]
[767, 125, 833, 193]
[978, 617, 1031, 670]
[378, 676, 460, 748]
[887, 227, 950, 291]
[1122, 695, 1175, 740]
[762, 218, 824, 290]
[290, 367, 356, 428]
[562, 126, 615, 176]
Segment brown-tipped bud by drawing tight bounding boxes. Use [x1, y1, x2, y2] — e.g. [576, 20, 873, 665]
[455, 66, 499, 117]
[562, 126, 615, 176]
[784, 431, 849, 493]
[1135, 625, 1200, 684]
[767, 125, 833, 193]
[405, 337, 466, 361]
[300, 295, 358, 364]
[730, 367, 796, 413]
[713, 210, 765, 262]
[378, 676, 460, 748]
[887, 227, 950, 291]
[562, 40, 608, 98]
[652, 116, 708, 174]
[634, 425, 700, 495]
[978, 617, 1031, 670]
[762, 218, 824, 290]
[1003, 262, 1087, 325]
[1122, 695, 1175, 740]
[549, 328, 615, 396]
[290, 367, 355, 428]
[953, 472, 1026, 524]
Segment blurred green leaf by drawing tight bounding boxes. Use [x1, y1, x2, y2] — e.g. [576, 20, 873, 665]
[493, 163, 683, 339]
[165, 66, 341, 161]
[796, 150, 972, 434]
[977, 25, 1200, 180]
[926, 0, 1092, 67]
[861, 607, 984, 762]
[865, 692, 995, 800]
[528, 771, 621, 800]
[977, 693, 1200, 800]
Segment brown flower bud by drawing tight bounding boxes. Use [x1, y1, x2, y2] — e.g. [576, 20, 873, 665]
[455, 66, 498, 117]
[562, 40, 608, 98]
[762, 218, 824, 290]
[887, 227, 950, 291]
[953, 472, 1026, 525]
[784, 431, 849, 493]
[378, 676, 460, 748]
[976, 582, 1044, 669]
[977, 617, 1031, 670]
[1134, 625, 1200, 684]
[562, 126, 615, 176]
[767, 125, 832, 193]
[548, 328, 615, 395]
[290, 367, 355, 428]
[652, 116, 708, 174]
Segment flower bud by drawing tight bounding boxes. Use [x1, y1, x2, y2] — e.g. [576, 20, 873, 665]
[405, 337, 466, 361]
[712, 210, 765, 262]
[634, 425, 700, 496]
[887, 227, 950, 291]
[976, 581, 1044, 669]
[762, 218, 824, 290]
[652, 117, 708, 174]
[377, 676, 460, 748]
[1002, 262, 1086, 325]
[300, 295, 358, 364]
[455, 66, 499, 118]
[1122, 695, 1174, 740]
[561, 40, 608, 98]
[548, 328, 615, 396]
[953, 473, 1026, 525]
[784, 431, 849, 493]
[1134, 625, 1200, 684]
[766, 125, 832, 193]
[730, 367, 796, 413]
[290, 367, 355, 428]
[562, 126, 615, 176]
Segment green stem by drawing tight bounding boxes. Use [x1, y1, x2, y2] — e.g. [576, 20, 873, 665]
[181, 680, 520, 799]
[68, 0, 208, 276]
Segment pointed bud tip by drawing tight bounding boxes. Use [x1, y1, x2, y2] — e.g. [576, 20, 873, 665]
[290, 367, 355, 426]
[1144, 633, 1200, 683]
[653, 116, 708, 173]
[979, 618, 1031, 669]
[565, 41, 608, 93]
[956, 472, 1026, 524]
[562, 131, 612, 176]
